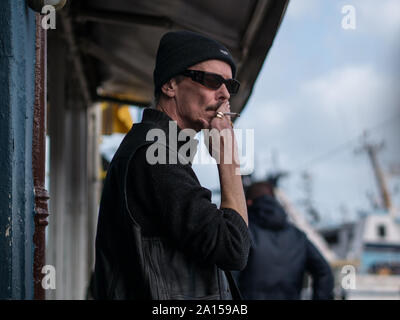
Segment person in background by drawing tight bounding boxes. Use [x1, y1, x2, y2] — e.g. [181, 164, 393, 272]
[236, 181, 334, 300]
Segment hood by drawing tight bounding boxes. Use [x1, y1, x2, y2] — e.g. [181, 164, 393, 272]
[248, 195, 287, 230]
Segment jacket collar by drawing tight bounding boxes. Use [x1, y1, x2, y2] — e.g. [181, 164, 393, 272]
[141, 108, 199, 165]
[142, 107, 175, 131]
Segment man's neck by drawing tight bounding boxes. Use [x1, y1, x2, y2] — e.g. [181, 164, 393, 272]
[155, 104, 198, 139]
[156, 103, 185, 130]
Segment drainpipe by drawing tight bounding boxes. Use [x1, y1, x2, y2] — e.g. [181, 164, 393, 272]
[32, 13, 49, 300]
[29, 0, 68, 301]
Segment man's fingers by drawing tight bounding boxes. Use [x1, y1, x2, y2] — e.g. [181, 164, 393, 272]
[212, 101, 232, 128]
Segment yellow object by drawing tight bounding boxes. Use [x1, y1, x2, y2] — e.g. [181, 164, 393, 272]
[102, 103, 133, 135]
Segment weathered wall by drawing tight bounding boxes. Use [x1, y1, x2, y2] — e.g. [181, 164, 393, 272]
[0, 0, 36, 299]
[46, 29, 100, 299]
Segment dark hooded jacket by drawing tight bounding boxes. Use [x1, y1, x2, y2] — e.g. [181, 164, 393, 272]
[236, 195, 334, 300]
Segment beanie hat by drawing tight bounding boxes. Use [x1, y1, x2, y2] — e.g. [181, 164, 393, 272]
[153, 30, 236, 95]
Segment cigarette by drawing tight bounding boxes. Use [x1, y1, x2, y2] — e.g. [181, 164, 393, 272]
[223, 112, 240, 117]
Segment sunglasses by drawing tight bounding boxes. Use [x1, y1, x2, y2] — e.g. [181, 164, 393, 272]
[180, 70, 240, 95]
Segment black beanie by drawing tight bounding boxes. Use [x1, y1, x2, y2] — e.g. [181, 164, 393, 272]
[153, 30, 236, 95]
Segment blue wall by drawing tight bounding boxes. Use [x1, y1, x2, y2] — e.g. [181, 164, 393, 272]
[0, 0, 36, 299]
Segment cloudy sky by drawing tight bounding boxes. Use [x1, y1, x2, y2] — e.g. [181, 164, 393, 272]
[192, 0, 400, 227]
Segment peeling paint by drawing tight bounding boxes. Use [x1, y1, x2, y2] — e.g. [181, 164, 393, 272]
[5, 225, 10, 237]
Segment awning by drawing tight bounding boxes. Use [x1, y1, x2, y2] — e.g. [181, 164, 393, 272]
[60, 0, 289, 113]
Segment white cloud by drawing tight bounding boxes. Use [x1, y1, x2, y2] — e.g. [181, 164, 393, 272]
[302, 65, 380, 109]
[355, 0, 400, 36]
[238, 100, 290, 130]
[238, 63, 399, 192]
[286, 0, 321, 20]
[301, 65, 397, 134]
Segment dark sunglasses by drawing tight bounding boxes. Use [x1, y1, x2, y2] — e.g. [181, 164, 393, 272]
[180, 70, 240, 95]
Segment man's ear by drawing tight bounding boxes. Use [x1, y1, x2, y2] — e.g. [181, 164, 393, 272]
[161, 79, 176, 98]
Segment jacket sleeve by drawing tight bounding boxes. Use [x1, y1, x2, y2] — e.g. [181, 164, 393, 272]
[305, 239, 335, 300]
[144, 154, 251, 271]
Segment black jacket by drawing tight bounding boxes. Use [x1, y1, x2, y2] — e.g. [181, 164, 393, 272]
[92, 108, 250, 299]
[236, 195, 334, 300]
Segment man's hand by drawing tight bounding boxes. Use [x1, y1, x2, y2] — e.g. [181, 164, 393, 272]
[203, 101, 238, 164]
[209, 101, 232, 131]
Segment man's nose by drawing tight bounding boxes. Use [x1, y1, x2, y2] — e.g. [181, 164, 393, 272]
[217, 83, 230, 102]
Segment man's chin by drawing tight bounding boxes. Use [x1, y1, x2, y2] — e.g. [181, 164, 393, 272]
[197, 118, 210, 131]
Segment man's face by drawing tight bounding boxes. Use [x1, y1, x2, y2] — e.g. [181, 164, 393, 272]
[172, 59, 232, 132]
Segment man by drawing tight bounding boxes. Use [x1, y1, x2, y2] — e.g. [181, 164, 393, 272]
[236, 181, 334, 300]
[92, 31, 251, 300]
